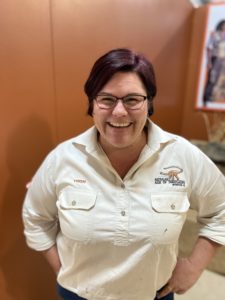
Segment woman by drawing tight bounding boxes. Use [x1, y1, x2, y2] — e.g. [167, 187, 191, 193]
[22, 48, 225, 300]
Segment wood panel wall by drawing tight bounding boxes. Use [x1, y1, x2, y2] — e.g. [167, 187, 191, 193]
[0, 1, 204, 299]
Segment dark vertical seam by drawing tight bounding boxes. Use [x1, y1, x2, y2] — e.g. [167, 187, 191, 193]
[48, 0, 59, 145]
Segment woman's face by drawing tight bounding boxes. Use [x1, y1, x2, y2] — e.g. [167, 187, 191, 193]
[93, 72, 149, 152]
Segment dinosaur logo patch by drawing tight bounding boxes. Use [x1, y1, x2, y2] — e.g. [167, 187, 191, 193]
[155, 166, 185, 186]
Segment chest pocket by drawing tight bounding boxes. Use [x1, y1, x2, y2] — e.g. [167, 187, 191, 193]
[150, 192, 190, 244]
[151, 192, 189, 213]
[57, 188, 97, 242]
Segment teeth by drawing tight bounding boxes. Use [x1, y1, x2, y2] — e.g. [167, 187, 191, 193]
[109, 122, 131, 128]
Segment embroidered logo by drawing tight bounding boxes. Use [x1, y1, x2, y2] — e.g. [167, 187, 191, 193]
[155, 166, 185, 186]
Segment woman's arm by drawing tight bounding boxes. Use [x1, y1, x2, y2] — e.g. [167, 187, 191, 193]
[42, 244, 61, 275]
[157, 236, 221, 298]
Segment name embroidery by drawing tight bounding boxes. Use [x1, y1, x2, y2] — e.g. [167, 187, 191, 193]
[74, 179, 86, 183]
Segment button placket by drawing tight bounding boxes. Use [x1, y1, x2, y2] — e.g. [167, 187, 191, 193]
[114, 185, 130, 245]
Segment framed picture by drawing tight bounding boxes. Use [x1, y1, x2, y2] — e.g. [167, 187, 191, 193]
[195, 2, 225, 111]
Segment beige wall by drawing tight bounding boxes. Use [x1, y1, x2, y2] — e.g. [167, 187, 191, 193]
[0, 1, 208, 299]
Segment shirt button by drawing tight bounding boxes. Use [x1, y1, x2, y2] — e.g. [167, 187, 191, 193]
[121, 210, 126, 216]
[72, 200, 76, 206]
[171, 204, 176, 210]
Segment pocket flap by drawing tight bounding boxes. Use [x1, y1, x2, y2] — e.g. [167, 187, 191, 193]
[59, 189, 96, 210]
[151, 192, 189, 213]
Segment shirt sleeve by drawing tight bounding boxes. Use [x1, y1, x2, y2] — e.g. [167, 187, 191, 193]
[189, 147, 225, 245]
[22, 151, 59, 251]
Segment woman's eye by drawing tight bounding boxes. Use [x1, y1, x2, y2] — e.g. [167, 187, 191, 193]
[101, 97, 115, 103]
[125, 97, 139, 104]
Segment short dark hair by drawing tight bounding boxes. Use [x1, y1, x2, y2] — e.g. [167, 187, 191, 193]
[84, 48, 157, 116]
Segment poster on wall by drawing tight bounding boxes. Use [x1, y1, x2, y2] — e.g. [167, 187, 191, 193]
[196, 2, 225, 112]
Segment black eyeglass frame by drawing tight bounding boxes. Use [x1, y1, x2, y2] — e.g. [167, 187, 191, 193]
[94, 93, 149, 110]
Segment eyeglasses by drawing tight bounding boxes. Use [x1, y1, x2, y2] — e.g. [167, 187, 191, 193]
[95, 94, 148, 110]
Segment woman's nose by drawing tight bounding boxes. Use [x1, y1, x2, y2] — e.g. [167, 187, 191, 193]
[111, 100, 128, 116]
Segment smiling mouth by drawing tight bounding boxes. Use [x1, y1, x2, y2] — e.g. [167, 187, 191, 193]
[108, 122, 132, 128]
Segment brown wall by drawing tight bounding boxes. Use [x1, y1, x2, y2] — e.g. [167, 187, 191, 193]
[0, 0, 202, 299]
[0, 1, 58, 299]
[181, 5, 209, 140]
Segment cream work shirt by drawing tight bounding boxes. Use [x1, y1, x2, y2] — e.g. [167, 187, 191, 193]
[22, 120, 225, 300]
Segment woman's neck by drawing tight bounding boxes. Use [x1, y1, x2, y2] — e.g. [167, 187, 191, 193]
[99, 130, 147, 178]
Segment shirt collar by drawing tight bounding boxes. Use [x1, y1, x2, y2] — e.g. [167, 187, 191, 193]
[72, 126, 99, 154]
[146, 120, 176, 152]
[72, 119, 176, 154]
